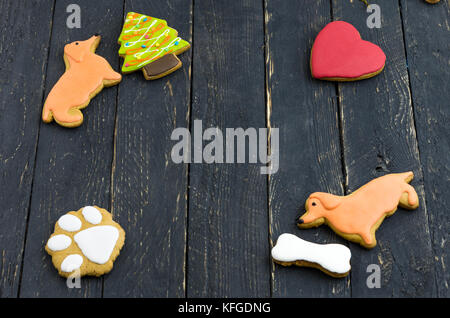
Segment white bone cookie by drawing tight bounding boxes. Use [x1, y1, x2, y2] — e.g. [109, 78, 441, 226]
[45, 206, 125, 278]
[271, 233, 351, 278]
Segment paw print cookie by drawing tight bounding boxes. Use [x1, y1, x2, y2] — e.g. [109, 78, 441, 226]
[45, 206, 125, 278]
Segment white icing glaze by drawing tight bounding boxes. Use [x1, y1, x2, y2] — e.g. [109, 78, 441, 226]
[82, 206, 102, 225]
[47, 234, 72, 251]
[271, 233, 351, 274]
[61, 254, 83, 272]
[74, 226, 119, 264]
[57, 214, 82, 232]
[135, 36, 182, 68]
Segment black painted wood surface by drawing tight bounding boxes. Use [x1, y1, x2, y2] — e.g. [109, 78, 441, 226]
[187, 0, 270, 297]
[104, 0, 192, 298]
[399, 0, 449, 298]
[0, 0, 55, 298]
[332, 0, 436, 297]
[19, 0, 123, 297]
[0, 0, 447, 298]
[266, 0, 349, 297]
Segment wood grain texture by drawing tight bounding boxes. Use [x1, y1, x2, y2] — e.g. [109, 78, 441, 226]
[332, 0, 436, 297]
[103, 0, 192, 297]
[187, 0, 270, 297]
[400, 0, 450, 297]
[1, 0, 447, 298]
[0, 0, 55, 298]
[265, 0, 349, 297]
[19, 0, 123, 297]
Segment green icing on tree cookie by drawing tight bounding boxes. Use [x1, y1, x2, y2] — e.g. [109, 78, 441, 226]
[118, 12, 190, 73]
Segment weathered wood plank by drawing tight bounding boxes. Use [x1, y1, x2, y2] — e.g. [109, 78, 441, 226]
[400, 0, 450, 297]
[265, 0, 349, 297]
[187, 0, 270, 297]
[19, 0, 123, 297]
[0, 0, 55, 298]
[103, 0, 192, 297]
[331, 0, 436, 297]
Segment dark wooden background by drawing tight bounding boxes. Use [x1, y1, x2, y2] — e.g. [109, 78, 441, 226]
[0, 0, 448, 297]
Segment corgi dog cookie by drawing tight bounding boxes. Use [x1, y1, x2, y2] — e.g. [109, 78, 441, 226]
[42, 35, 122, 128]
[272, 233, 351, 278]
[297, 172, 419, 249]
[46, 206, 125, 278]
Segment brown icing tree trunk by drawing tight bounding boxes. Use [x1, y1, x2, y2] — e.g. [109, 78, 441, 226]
[142, 53, 182, 80]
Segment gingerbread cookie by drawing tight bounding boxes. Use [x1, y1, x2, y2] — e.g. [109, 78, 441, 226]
[272, 233, 351, 278]
[118, 12, 190, 80]
[297, 172, 419, 249]
[42, 35, 122, 128]
[310, 21, 386, 81]
[46, 206, 125, 278]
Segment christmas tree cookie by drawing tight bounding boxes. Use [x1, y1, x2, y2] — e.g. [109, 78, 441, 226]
[118, 12, 190, 80]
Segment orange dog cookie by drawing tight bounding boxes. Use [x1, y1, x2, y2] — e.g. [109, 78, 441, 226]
[297, 172, 419, 249]
[42, 35, 122, 128]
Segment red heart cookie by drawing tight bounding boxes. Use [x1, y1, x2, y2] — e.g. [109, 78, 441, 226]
[310, 21, 386, 81]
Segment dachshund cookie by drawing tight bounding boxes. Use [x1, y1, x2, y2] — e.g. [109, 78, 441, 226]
[46, 206, 125, 278]
[42, 35, 122, 128]
[272, 233, 351, 278]
[297, 172, 419, 249]
[311, 21, 386, 81]
[118, 12, 190, 80]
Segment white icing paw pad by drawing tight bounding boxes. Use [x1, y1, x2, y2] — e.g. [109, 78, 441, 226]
[45, 206, 125, 278]
[271, 233, 351, 278]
